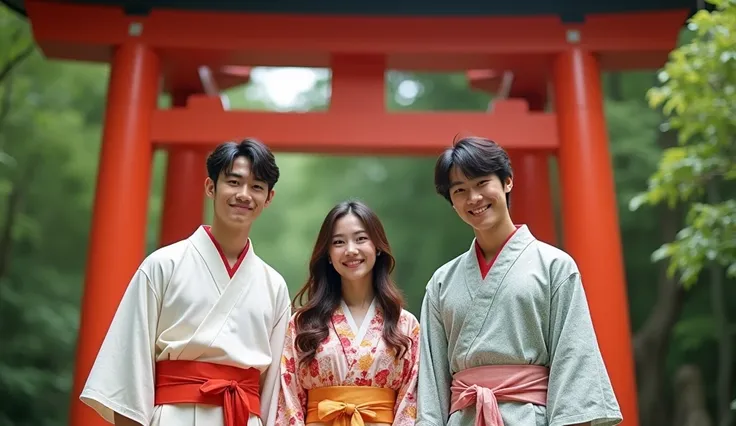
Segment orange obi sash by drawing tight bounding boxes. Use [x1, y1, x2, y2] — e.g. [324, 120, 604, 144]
[155, 360, 261, 426]
[450, 365, 548, 426]
[305, 386, 396, 426]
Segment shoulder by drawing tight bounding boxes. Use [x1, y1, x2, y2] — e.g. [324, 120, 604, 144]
[254, 254, 292, 307]
[426, 250, 467, 288]
[136, 239, 191, 290]
[398, 308, 421, 334]
[286, 311, 299, 332]
[399, 309, 420, 327]
[526, 240, 580, 288]
[258, 255, 288, 286]
[253, 254, 289, 293]
[424, 250, 468, 298]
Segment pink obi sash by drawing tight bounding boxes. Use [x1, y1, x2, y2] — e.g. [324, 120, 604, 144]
[450, 365, 549, 426]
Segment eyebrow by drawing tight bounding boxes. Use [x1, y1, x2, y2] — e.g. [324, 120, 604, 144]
[332, 230, 368, 238]
[224, 172, 267, 184]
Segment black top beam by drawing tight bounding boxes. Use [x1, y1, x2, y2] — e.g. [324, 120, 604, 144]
[3, 0, 699, 20]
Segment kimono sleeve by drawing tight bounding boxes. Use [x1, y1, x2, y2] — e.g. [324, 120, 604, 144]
[275, 317, 307, 426]
[260, 282, 292, 426]
[546, 272, 623, 426]
[393, 314, 420, 426]
[416, 282, 452, 426]
[79, 268, 161, 425]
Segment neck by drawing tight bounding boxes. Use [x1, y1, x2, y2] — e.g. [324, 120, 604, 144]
[341, 276, 375, 309]
[474, 217, 517, 262]
[209, 221, 250, 260]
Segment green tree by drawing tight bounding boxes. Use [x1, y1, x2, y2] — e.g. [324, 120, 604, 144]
[631, 0, 735, 287]
[0, 5, 108, 425]
[631, 1, 736, 424]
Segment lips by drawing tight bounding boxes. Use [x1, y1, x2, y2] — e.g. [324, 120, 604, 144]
[342, 259, 364, 268]
[468, 204, 491, 216]
[230, 204, 253, 211]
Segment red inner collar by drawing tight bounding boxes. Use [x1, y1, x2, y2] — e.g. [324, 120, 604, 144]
[203, 226, 249, 278]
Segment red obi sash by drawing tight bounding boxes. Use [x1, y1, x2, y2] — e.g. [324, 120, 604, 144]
[155, 360, 261, 426]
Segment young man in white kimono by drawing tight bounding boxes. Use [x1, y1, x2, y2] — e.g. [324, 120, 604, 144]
[416, 136, 623, 426]
[80, 139, 291, 426]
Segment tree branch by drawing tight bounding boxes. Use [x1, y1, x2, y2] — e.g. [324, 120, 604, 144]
[0, 28, 35, 84]
[0, 74, 16, 138]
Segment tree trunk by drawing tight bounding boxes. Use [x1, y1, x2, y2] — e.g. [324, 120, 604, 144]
[633, 208, 685, 426]
[674, 364, 713, 426]
[706, 182, 732, 426]
[607, 72, 623, 101]
[0, 164, 34, 282]
[633, 128, 685, 426]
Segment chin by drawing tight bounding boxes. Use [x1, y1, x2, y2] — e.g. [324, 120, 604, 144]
[223, 217, 253, 228]
[340, 270, 370, 282]
[467, 217, 497, 231]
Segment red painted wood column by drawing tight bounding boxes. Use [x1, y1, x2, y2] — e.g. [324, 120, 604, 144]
[158, 92, 206, 247]
[69, 43, 160, 426]
[511, 153, 557, 245]
[508, 93, 557, 246]
[553, 47, 639, 426]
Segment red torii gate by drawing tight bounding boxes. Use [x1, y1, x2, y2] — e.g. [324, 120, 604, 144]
[18, 1, 688, 425]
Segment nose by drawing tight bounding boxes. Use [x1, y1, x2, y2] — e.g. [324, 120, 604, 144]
[235, 187, 253, 202]
[468, 188, 483, 203]
[345, 241, 359, 254]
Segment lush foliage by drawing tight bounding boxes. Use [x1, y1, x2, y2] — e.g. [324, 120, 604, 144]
[631, 0, 736, 288]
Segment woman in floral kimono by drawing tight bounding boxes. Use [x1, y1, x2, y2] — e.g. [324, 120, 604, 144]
[276, 200, 420, 426]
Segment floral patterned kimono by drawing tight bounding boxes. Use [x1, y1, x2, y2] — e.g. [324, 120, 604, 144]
[277, 299, 420, 426]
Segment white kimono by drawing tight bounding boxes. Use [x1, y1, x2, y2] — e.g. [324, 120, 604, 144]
[80, 225, 291, 426]
[416, 225, 622, 426]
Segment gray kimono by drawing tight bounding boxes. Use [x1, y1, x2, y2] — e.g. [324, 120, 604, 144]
[416, 225, 622, 426]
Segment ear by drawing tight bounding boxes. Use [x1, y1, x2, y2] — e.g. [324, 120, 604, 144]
[503, 176, 513, 193]
[264, 189, 276, 207]
[204, 177, 216, 198]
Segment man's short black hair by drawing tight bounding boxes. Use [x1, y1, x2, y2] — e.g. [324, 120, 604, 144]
[206, 138, 280, 191]
[434, 136, 513, 205]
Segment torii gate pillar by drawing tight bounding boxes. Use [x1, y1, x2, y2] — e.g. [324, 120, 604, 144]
[159, 91, 207, 247]
[69, 42, 160, 426]
[553, 47, 638, 424]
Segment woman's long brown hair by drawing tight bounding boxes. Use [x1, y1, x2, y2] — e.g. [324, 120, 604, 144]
[291, 200, 411, 366]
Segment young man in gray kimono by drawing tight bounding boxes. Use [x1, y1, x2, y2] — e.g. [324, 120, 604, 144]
[416, 136, 623, 426]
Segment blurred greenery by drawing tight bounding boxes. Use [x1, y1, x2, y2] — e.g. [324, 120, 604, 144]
[0, 3, 734, 426]
[630, 1, 736, 424]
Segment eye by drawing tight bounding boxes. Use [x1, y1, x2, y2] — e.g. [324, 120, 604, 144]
[357, 236, 369, 242]
[332, 239, 344, 246]
[478, 180, 489, 186]
[253, 184, 264, 191]
[228, 180, 238, 185]
[453, 188, 464, 194]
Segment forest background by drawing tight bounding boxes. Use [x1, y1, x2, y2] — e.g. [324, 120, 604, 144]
[0, 2, 734, 426]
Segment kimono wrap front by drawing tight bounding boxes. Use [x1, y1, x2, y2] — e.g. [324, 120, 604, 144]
[277, 300, 420, 426]
[80, 226, 291, 426]
[416, 225, 622, 426]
